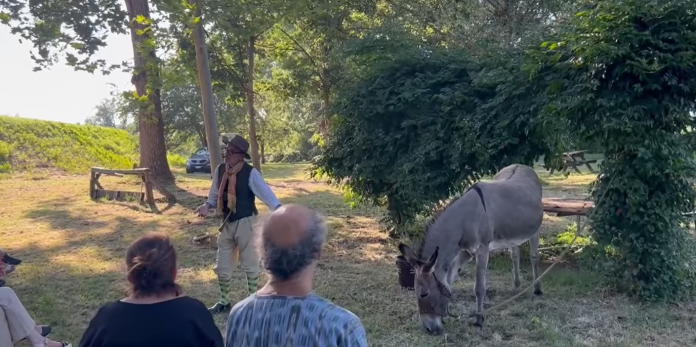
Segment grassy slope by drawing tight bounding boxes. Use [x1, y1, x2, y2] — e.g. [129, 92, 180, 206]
[1, 163, 693, 346]
[0, 116, 138, 173]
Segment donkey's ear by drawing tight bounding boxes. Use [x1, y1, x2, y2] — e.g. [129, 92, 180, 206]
[399, 243, 421, 268]
[422, 246, 439, 273]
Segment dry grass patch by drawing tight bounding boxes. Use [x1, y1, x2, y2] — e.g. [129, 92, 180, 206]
[1, 163, 694, 346]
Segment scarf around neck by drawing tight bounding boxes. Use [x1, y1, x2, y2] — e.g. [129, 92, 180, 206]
[216, 161, 245, 216]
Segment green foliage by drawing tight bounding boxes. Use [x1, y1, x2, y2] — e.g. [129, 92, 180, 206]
[0, 116, 138, 173]
[313, 45, 562, 231]
[0, 0, 128, 74]
[167, 153, 187, 168]
[0, 140, 13, 174]
[536, 0, 696, 301]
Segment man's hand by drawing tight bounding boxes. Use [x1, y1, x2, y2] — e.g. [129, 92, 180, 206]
[195, 203, 210, 217]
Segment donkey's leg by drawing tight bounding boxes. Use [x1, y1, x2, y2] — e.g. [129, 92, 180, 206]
[448, 251, 473, 285]
[510, 246, 521, 289]
[447, 253, 461, 285]
[471, 245, 490, 328]
[529, 232, 543, 295]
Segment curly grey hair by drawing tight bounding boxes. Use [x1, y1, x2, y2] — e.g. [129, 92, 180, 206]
[258, 211, 327, 281]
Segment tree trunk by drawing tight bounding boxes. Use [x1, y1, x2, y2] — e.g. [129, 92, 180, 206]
[197, 126, 207, 149]
[319, 65, 331, 144]
[191, 0, 222, 171]
[259, 136, 266, 164]
[124, 0, 173, 182]
[246, 35, 262, 172]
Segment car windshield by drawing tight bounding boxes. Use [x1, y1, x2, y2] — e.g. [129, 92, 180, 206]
[194, 149, 209, 156]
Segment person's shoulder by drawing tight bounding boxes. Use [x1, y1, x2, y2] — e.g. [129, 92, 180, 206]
[87, 300, 126, 321]
[170, 296, 210, 312]
[229, 295, 256, 314]
[310, 295, 363, 324]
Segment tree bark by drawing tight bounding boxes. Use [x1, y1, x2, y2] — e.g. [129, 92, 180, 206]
[124, 0, 173, 182]
[197, 125, 207, 149]
[319, 64, 331, 143]
[191, 0, 222, 171]
[259, 136, 266, 164]
[246, 35, 262, 172]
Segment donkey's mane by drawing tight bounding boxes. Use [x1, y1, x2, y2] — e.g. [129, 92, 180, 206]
[419, 182, 482, 257]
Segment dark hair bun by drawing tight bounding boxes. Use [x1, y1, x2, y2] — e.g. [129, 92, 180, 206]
[125, 233, 181, 298]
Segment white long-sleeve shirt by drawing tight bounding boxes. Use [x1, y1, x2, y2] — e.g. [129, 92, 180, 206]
[206, 167, 281, 211]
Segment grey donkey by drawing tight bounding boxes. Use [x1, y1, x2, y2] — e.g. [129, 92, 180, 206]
[399, 164, 544, 333]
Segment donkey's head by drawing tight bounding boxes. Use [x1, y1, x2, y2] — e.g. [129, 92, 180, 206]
[399, 243, 451, 334]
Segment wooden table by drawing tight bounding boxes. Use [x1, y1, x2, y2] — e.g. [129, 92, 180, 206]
[549, 150, 598, 175]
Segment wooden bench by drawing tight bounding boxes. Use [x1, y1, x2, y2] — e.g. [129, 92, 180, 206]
[89, 167, 176, 207]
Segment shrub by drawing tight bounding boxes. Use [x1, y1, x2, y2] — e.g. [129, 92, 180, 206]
[313, 46, 564, 234]
[536, 0, 696, 300]
[167, 153, 187, 168]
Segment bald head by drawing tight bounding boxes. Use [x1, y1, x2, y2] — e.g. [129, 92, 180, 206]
[263, 204, 314, 247]
[258, 204, 327, 281]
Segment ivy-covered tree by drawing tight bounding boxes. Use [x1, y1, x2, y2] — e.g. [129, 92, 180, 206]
[535, 0, 696, 300]
[313, 44, 562, 233]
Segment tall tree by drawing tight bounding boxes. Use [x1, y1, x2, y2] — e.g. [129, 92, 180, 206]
[203, 0, 290, 171]
[1, 0, 174, 180]
[124, 0, 173, 180]
[86, 97, 125, 129]
[265, 0, 377, 142]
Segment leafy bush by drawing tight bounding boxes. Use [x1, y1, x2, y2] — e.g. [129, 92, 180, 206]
[167, 153, 187, 168]
[313, 46, 564, 234]
[535, 0, 696, 300]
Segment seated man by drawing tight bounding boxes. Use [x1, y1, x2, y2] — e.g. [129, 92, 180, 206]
[225, 204, 368, 347]
[0, 287, 70, 347]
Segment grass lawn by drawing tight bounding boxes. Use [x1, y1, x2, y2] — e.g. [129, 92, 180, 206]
[1, 162, 695, 346]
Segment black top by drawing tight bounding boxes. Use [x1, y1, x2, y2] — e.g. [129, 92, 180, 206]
[79, 296, 223, 347]
[215, 162, 258, 222]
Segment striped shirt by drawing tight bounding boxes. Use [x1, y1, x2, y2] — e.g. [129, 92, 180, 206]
[225, 293, 368, 347]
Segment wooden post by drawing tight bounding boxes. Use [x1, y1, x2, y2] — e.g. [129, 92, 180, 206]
[142, 173, 156, 207]
[89, 171, 96, 199]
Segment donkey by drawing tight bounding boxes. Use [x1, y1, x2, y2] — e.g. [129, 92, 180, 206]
[399, 164, 544, 333]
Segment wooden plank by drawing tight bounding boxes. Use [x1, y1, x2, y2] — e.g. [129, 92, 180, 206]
[146, 173, 177, 203]
[91, 167, 150, 175]
[565, 159, 597, 165]
[542, 198, 594, 216]
[94, 189, 145, 202]
[141, 174, 156, 206]
[563, 150, 587, 157]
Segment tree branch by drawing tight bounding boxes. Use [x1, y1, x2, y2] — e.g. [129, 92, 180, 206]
[277, 27, 325, 86]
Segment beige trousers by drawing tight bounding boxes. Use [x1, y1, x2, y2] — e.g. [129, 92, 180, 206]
[0, 287, 35, 347]
[214, 215, 260, 281]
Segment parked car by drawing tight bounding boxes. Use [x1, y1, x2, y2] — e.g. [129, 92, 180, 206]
[186, 148, 212, 174]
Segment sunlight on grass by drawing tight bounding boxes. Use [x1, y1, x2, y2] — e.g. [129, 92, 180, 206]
[50, 246, 122, 274]
[1, 163, 694, 346]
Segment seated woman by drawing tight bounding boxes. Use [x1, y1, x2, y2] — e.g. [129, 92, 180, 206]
[0, 287, 70, 347]
[79, 232, 223, 347]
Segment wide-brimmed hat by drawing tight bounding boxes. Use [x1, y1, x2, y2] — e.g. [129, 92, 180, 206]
[223, 134, 251, 159]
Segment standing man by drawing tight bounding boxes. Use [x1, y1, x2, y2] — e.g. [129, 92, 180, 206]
[194, 134, 282, 315]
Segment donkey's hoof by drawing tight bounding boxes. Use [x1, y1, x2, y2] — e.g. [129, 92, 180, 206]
[468, 312, 485, 328]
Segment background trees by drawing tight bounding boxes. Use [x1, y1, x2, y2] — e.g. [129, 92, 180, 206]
[4, 0, 696, 301]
